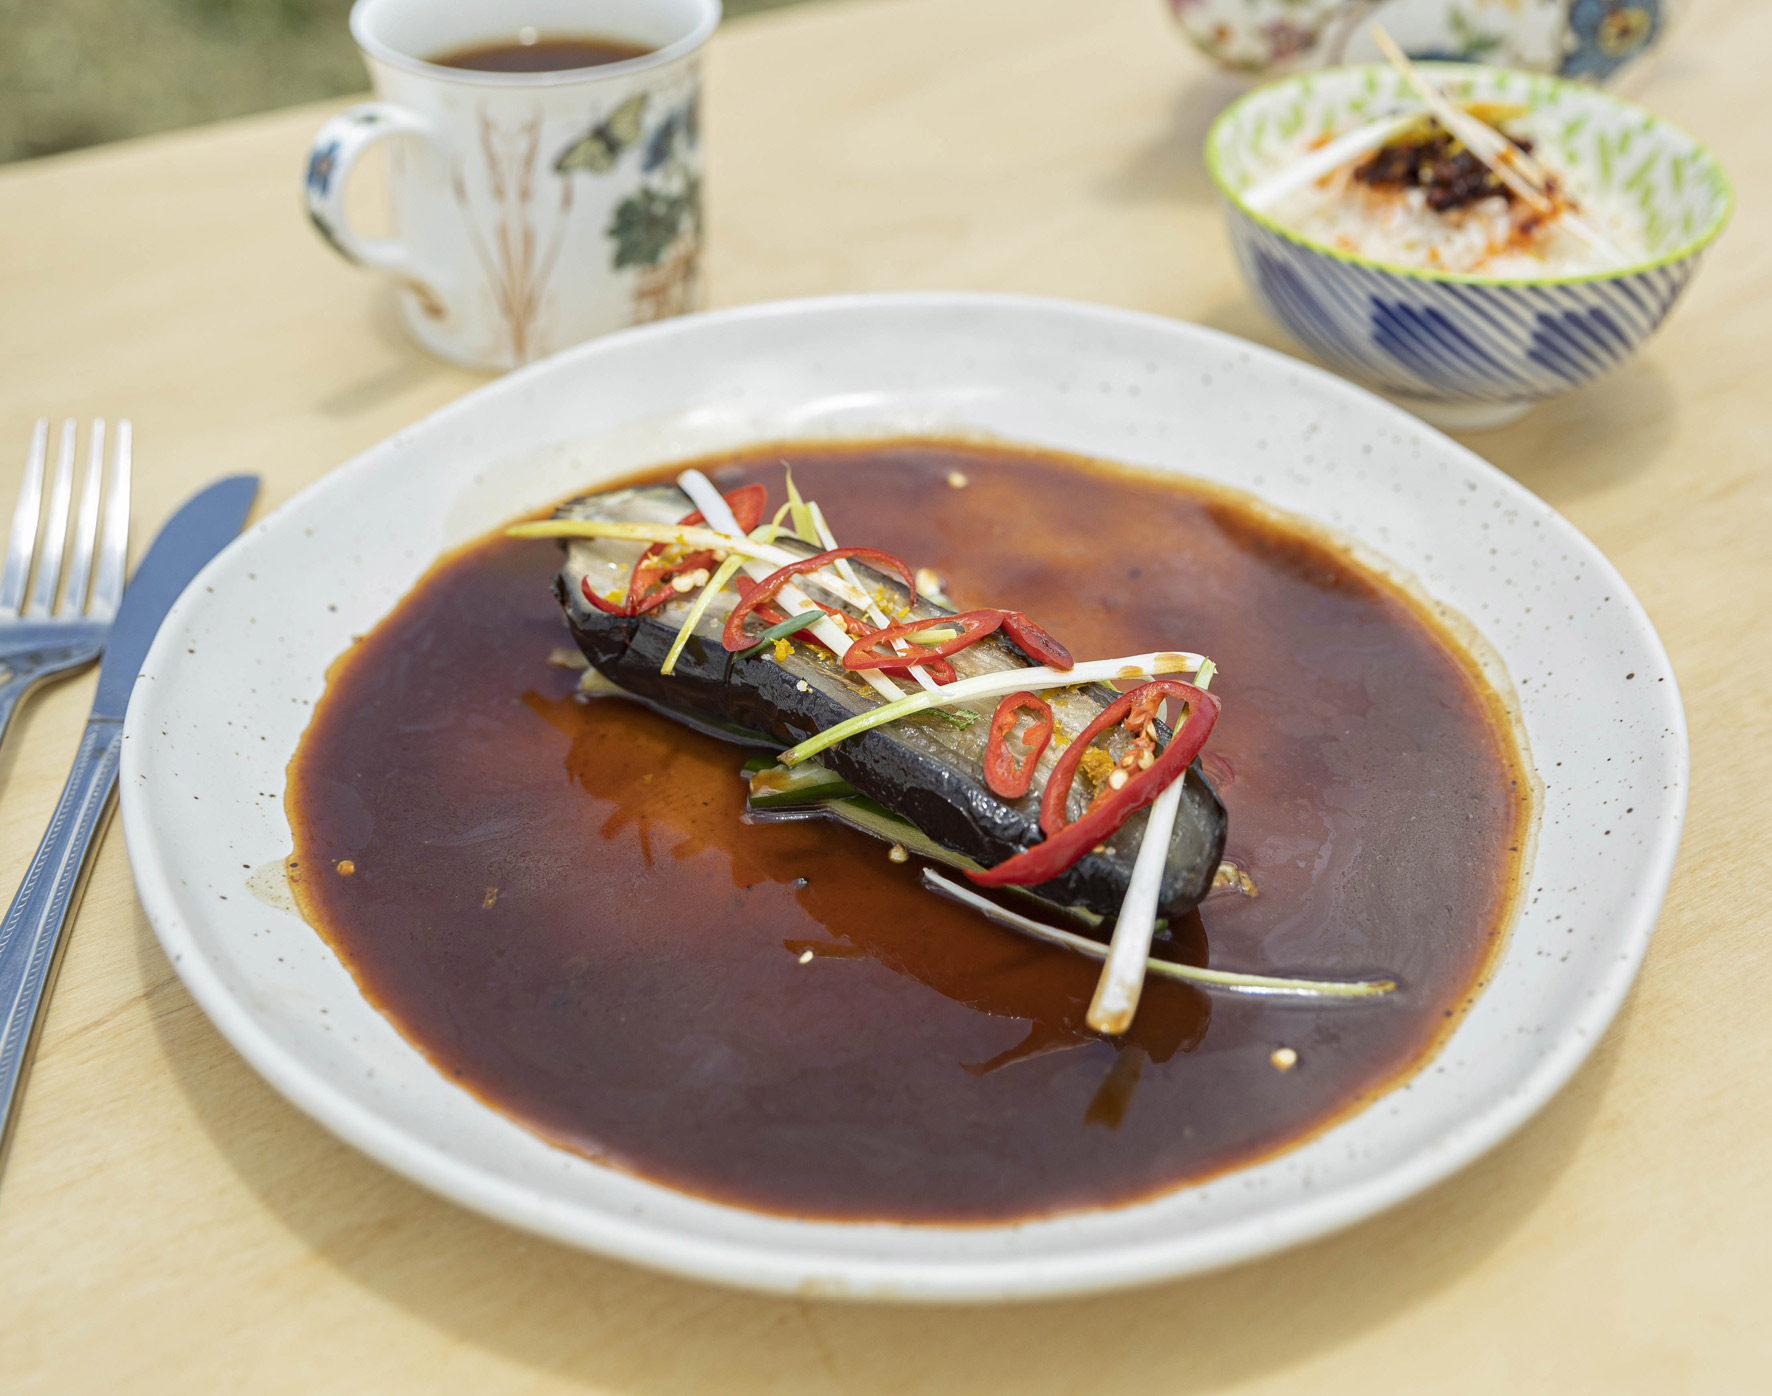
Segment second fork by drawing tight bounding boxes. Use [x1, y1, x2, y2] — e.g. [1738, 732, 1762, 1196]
[0, 419, 131, 749]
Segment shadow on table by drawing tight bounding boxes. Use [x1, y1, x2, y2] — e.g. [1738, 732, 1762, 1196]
[1192, 293, 1678, 507]
[313, 288, 483, 421]
[1463, 360, 1677, 507]
[1097, 71, 1249, 207]
[138, 903, 1632, 1395]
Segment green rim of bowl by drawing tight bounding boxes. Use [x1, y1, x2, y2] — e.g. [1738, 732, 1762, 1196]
[1204, 63, 1736, 289]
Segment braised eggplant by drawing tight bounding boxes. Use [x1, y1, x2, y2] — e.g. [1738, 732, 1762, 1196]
[550, 483, 1228, 923]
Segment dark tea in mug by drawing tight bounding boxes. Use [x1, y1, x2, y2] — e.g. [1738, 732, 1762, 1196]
[433, 32, 653, 72]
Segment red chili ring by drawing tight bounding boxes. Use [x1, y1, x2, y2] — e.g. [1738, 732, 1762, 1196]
[965, 680, 1220, 890]
[982, 691, 1054, 799]
[841, 609, 1003, 671]
[897, 657, 958, 685]
[1039, 679, 1207, 837]
[722, 547, 916, 651]
[805, 601, 959, 683]
[732, 576, 828, 650]
[626, 484, 767, 615]
[1000, 611, 1074, 670]
[580, 574, 634, 616]
[1122, 685, 1165, 734]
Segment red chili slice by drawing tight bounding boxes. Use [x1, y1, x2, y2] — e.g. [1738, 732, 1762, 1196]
[580, 575, 634, 616]
[627, 567, 697, 616]
[982, 691, 1053, 799]
[898, 657, 957, 685]
[732, 576, 827, 650]
[803, 604, 948, 680]
[806, 598, 883, 641]
[732, 575, 787, 627]
[627, 485, 768, 615]
[793, 597, 957, 681]
[842, 610, 1003, 670]
[1122, 685, 1165, 733]
[1038, 678, 1210, 837]
[1000, 611, 1074, 670]
[722, 547, 916, 651]
[966, 680, 1220, 890]
[642, 482, 764, 537]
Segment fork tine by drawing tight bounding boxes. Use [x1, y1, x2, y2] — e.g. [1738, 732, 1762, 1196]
[90, 420, 131, 619]
[26, 420, 77, 618]
[0, 420, 48, 618]
[60, 419, 105, 618]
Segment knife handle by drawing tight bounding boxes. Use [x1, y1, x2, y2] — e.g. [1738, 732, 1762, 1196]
[0, 717, 123, 1168]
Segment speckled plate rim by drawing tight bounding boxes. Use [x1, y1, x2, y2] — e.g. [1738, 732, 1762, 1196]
[121, 292, 1686, 1302]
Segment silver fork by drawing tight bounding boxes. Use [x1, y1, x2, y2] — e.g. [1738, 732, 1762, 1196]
[0, 419, 131, 746]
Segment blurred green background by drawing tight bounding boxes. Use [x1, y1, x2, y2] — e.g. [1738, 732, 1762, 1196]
[0, 0, 815, 164]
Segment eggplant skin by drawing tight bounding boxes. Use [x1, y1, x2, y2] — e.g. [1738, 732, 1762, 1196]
[549, 490, 1228, 923]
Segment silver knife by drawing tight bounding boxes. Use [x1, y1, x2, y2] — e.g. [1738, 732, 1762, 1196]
[0, 474, 259, 1169]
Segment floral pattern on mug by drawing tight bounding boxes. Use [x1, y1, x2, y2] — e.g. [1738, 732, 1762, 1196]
[554, 90, 703, 325]
[611, 96, 701, 322]
[304, 0, 718, 371]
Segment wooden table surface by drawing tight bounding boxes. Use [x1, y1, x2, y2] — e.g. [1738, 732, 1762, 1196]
[1, 0, 1767, 1389]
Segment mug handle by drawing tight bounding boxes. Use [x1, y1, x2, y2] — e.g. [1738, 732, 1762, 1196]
[304, 103, 451, 312]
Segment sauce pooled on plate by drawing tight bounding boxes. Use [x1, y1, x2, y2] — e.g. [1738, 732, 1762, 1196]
[286, 440, 1530, 1223]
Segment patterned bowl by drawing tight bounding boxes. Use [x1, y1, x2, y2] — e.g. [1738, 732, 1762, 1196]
[1171, 0, 1678, 89]
[1205, 64, 1731, 428]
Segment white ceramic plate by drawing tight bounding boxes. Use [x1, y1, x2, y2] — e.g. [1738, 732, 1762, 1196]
[122, 294, 1685, 1302]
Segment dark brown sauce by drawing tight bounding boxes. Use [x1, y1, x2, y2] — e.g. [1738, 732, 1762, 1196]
[286, 441, 1530, 1223]
[432, 36, 652, 73]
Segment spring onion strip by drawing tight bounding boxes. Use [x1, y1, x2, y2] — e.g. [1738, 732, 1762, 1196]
[783, 465, 816, 545]
[509, 518, 784, 559]
[504, 519, 879, 613]
[808, 500, 882, 622]
[777, 650, 1209, 766]
[922, 869, 1395, 999]
[1086, 658, 1217, 1034]
[757, 501, 827, 550]
[676, 471, 905, 703]
[734, 610, 826, 662]
[809, 499, 942, 695]
[658, 500, 814, 677]
[659, 552, 747, 676]
[759, 501, 794, 542]
[1371, 25, 1628, 267]
[1241, 110, 1419, 213]
[506, 517, 893, 620]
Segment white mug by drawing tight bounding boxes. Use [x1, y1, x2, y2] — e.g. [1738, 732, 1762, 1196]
[306, 0, 719, 371]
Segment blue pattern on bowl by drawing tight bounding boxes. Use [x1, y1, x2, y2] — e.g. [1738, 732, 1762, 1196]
[1227, 205, 1698, 413]
[1208, 64, 1731, 427]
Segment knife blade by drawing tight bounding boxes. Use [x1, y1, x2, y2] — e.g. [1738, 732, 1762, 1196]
[91, 475, 260, 719]
[0, 474, 259, 1171]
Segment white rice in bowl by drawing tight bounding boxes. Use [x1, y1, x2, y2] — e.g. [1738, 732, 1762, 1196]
[1265, 123, 1648, 279]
